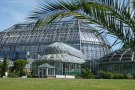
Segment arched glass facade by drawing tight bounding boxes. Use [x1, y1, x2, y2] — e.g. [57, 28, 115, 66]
[32, 42, 85, 76]
[0, 20, 110, 60]
[98, 48, 135, 75]
[33, 61, 82, 76]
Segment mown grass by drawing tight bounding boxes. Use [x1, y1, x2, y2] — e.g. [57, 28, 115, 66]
[0, 78, 135, 90]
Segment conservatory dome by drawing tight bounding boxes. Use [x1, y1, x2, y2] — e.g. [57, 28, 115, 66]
[0, 20, 111, 60]
[38, 42, 85, 64]
[98, 48, 135, 75]
[98, 48, 134, 63]
[45, 42, 84, 58]
[38, 53, 85, 64]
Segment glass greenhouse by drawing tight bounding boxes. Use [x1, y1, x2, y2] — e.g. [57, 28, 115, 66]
[0, 20, 110, 60]
[98, 48, 135, 75]
[32, 42, 85, 77]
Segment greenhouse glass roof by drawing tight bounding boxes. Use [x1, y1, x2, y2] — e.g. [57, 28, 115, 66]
[38, 54, 85, 64]
[98, 48, 135, 63]
[38, 63, 55, 68]
[38, 42, 85, 64]
[0, 20, 111, 60]
[45, 42, 84, 58]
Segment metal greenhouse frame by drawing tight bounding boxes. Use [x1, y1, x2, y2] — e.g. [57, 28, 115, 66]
[0, 20, 111, 60]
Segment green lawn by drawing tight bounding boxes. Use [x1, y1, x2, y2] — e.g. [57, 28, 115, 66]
[0, 78, 134, 90]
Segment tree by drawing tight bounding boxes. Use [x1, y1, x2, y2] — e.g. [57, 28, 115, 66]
[81, 68, 94, 79]
[29, 0, 135, 51]
[14, 59, 28, 77]
[133, 0, 135, 9]
[0, 63, 3, 76]
[1, 56, 8, 77]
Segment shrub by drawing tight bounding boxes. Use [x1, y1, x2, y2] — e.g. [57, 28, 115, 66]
[98, 70, 105, 78]
[87, 73, 94, 79]
[20, 71, 28, 76]
[113, 74, 125, 79]
[104, 72, 114, 79]
[8, 73, 18, 78]
[27, 74, 32, 78]
[126, 73, 134, 79]
[98, 71, 114, 79]
[81, 68, 94, 79]
[81, 68, 89, 78]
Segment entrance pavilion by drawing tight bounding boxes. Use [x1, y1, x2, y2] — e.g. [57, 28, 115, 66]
[38, 63, 55, 78]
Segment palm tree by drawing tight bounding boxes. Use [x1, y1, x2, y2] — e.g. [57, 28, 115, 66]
[29, 0, 135, 51]
[133, 0, 135, 9]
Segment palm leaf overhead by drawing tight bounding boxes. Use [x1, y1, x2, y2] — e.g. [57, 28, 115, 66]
[29, 0, 135, 51]
[133, 0, 135, 8]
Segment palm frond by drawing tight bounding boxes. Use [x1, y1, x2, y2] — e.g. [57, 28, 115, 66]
[29, 0, 135, 51]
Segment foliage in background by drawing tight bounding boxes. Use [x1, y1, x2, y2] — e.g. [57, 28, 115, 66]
[98, 70, 113, 79]
[8, 73, 18, 78]
[81, 68, 94, 79]
[97, 70, 105, 78]
[113, 73, 125, 79]
[1, 56, 8, 77]
[30, 0, 135, 50]
[27, 73, 32, 78]
[14, 59, 28, 77]
[126, 73, 134, 79]
[97, 70, 129, 79]
[133, 0, 135, 9]
[0, 63, 3, 76]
